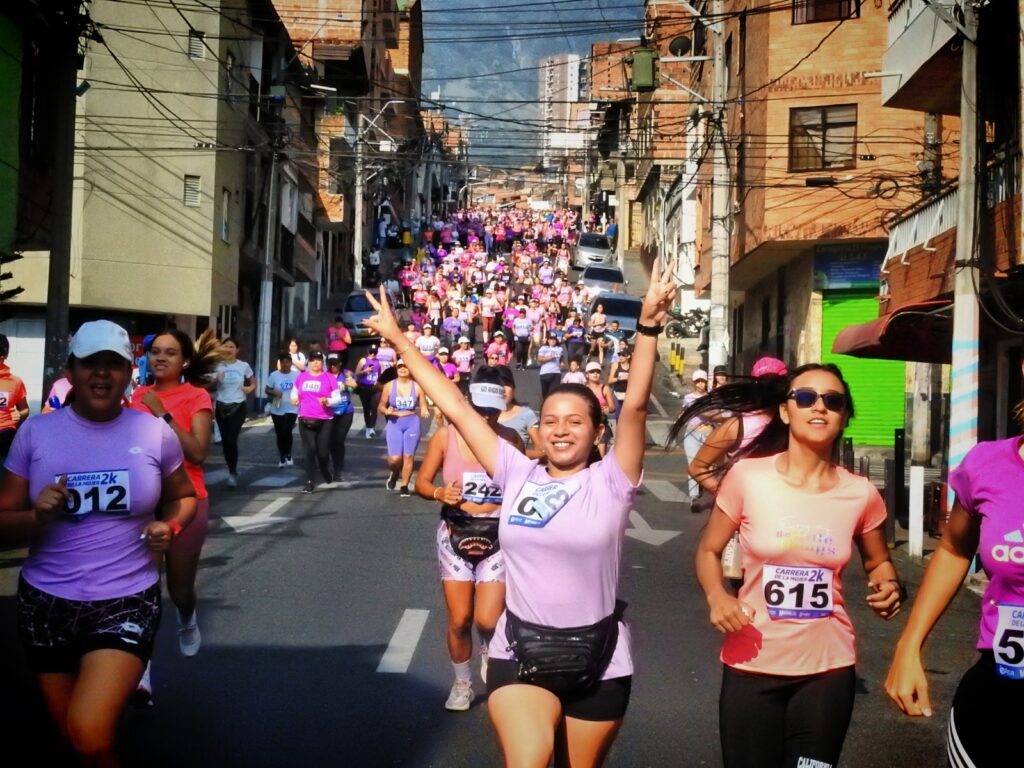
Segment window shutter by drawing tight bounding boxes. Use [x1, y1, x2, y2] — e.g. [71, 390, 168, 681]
[188, 31, 205, 60]
[183, 175, 201, 207]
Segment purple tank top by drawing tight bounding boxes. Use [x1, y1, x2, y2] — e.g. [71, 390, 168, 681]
[388, 380, 418, 411]
[357, 356, 380, 386]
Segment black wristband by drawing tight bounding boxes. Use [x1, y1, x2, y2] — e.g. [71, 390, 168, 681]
[635, 322, 663, 337]
[161, 412, 174, 424]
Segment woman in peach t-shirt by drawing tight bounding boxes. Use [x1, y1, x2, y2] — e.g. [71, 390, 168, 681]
[675, 363, 903, 768]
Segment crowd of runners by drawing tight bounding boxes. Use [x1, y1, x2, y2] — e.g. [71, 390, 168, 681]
[0, 205, 1018, 768]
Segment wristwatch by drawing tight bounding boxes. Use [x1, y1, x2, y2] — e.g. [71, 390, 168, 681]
[161, 412, 174, 424]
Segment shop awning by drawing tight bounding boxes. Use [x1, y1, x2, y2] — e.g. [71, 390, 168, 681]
[831, 300, 953, 364]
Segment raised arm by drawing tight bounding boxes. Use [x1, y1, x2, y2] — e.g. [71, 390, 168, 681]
[363, 287, 499, 476]
[613, 260, 676, 484]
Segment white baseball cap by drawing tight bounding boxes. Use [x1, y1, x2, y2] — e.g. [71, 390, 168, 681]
[437, 347, 450, 355]
[69, 320, 133, 362]
[458, 336, 471, 344]
[469, 382, 506, 411]
[585, 361, 603, 373]
[691, 369, 708, 382]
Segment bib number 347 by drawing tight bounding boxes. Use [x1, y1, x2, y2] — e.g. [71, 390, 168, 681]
[762, 564, 834, 620]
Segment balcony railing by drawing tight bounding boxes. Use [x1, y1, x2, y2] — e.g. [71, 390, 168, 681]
[887, 0, 956, 47]
[987, 151, 1021, 209]
[883, 183, 959, 270]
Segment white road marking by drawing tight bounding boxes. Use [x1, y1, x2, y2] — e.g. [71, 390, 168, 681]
[647, 421, 671, 447]
[644, 479, 687, 503]
[205, 468, 229, 485]
[649, 392, 668, 418]
[625, 510, 682, 546]
[377, 609, 430, 674]
[220, 497, 291, 533]
[250, 473, 298, 488]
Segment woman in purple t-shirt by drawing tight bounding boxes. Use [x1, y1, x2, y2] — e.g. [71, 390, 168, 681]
[0, 320, 196, 766]
[886, 407, 1024, 767]
[363, 264, 677, 767]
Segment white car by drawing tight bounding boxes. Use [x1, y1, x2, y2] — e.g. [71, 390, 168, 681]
[580, 265, 627, 297]
[339, 292, 379, 342]
[573, 232, 614, 268]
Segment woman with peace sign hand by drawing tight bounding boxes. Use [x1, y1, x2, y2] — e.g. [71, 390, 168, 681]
[363, 261, 676, 768]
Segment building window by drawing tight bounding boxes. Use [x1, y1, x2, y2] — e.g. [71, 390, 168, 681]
[183, 175, 201, 207]
[187, 30, 205, 60]
[221, 187, 230, 242]
[792, 0, 859, 25]
[789, 104, 857, 172]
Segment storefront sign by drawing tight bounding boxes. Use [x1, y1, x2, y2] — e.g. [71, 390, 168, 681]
[813, 243, 887, 291]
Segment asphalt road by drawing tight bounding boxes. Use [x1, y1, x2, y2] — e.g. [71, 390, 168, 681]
[0, 360, 980, 767]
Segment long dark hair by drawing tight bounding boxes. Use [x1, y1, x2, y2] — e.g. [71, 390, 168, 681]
[148, 328, 224, 387]
[668, 362, 856, 471]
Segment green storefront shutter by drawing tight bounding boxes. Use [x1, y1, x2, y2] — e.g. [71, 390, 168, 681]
[821, 294, 905, 446]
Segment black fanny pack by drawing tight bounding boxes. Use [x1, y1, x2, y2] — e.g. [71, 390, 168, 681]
[504, 601, 624, 696]
[441, 505, 500, 565]
[299, 417, 326, 432]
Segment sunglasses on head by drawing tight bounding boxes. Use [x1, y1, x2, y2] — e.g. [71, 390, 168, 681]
[788, 388, 847, 412]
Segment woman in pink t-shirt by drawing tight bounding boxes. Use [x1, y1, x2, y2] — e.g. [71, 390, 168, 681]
[677, 363, 902, 768]
[885, 378, 1024, 766]
[363, 265, 677, 768]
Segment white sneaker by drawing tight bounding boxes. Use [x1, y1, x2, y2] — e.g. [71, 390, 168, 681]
[480, 649, 489, 684]
[133, 662, 154, 707]
[285, 457, 294, 467]
[444, 680, 474, 712]
[178, 610, 201, 657]
[227, 474, 238, 488]
[364, 428, 373, 439]
[278, 460, 286, 468]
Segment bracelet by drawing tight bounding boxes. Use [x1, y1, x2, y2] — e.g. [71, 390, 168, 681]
[397, 343, 412, 357]
[635, 322, 663, 337]
[432, 487, 441, 501]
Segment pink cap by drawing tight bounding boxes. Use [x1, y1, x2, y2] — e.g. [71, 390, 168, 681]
[751, 356, 788, 378]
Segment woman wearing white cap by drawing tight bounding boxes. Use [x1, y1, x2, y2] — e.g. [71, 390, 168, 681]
[680, 369, 711, 503]
[584, 361, 616, 458]
[0, 320, 197, 764]
[415, 367, 525, 712]
[451, 337, 475, 396]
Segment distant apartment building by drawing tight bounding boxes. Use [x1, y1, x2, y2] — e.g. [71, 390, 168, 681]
[540, 54, 588, 169]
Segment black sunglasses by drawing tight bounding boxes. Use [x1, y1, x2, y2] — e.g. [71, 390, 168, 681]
[788, 388, 847, 412]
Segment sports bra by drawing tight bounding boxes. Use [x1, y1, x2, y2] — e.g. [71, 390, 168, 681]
[389, 380, 418, 411]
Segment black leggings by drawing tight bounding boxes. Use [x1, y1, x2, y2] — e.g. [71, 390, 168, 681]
[357, 384, 380, 430]
[947, 652, 1021, 768]
[270, 413, 296, 461]
[215, 401, 247, 474]
[330, 411, 354, 476]
[719, 664, 855, 768]
[515, 336, 530, 367]
[299, 417, 333, 485]
[540, 373, 561, 399]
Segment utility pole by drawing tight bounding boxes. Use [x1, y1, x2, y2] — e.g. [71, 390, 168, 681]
[946, 2, 979, 476]
[41, 3, 81, 399]
[707, 0, 731, 372]
[353, 129, 364, 287]
[254, 151, 278, 404]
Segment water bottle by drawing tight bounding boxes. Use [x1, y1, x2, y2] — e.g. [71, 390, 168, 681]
[48, 395, 62, 410]
[721, 532, 743, 580]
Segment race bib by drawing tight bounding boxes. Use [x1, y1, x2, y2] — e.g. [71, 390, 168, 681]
[462, 471, 501, 504]
[762, 564, 834, 619]
[336, 391, 351, 408]
[394, 395, 415, 410]
[508, 479, 581, 528]
[60, 470, 132, 519]
[994, 604, 1024, 679]
[301, 380, 321, 392]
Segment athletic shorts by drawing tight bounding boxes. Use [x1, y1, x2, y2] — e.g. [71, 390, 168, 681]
[436, 520, 504, 583]
[170, 496, 209, 555]
[385, 414, 421, 456]
[16, 576, 162, 673]
[487, 659, 631, 721]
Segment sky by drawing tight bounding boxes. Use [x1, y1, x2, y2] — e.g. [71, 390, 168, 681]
[420, 0, 645, 171]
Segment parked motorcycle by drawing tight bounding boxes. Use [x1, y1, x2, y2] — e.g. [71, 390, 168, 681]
[665, 308, 707, 339]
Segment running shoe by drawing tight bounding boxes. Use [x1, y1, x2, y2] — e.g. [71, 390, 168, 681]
[226, 474, 238, 488]
[302, 482, 315, 494]
[132, 663, 154, 708]
[444, 680, 473, 712]
[480, 649, 489, 684]
[278, 460, 286, 468]
[386, 471, 398, 491]
[285, 457, 294, 467]
[178, 610, 201, 657]
[400, 485, 411, 497]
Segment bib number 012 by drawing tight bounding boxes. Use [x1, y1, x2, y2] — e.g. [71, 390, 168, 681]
[61, 470, 132, 519]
